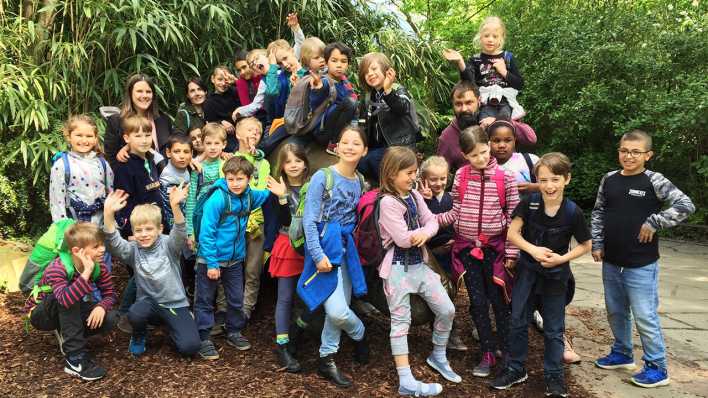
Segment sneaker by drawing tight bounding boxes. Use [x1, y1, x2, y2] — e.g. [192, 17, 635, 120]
[563, 335, 581, 364]
[630, 363, 670, 388]
[595, 350, 635, 370]
[64, 354, 107, 381]
[326, 143, 337, 156]
[53, 330, 65, 356]
[226, 332, 251, 351]
[490, 367, 528, 390]
[199, 340, 219, 360]
[426, 355, 462, 383]
[533, 310, 544, 331]
[129, 333, 147, 357]
[353, 334, 369, 364]
[447, 334, 468, 352]
[545, 375, 568, 397]
[117, 313, 132, 334]
[473, 352, 496, 377]
[399, 381, 443, 396]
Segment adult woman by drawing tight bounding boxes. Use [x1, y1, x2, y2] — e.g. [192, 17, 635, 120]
[174, 77, 207, 135]
[104, 73, 174, 168]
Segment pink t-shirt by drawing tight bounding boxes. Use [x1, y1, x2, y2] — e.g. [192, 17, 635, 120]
[498, 152, 539, 183]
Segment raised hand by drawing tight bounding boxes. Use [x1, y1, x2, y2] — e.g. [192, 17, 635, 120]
[286, 12, 299, 29]
[442, 49, 466, 71]
[104, 190, 129, 214]
[419, 180, 433, 200]
[169, 182, 189, 207]
[383, 67, 396, 94]
[267, 176, 287, 198]
[309, 71, 323, 89]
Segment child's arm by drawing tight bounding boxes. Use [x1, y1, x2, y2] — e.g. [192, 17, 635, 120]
[643, 171, 696, 236]
[264, 64, 282, 98]
[308, 76, 331, 110]
[302, 171, 328, 265]
[44, 257, 96, 309]
[103, 190, 135, 265]
[502, 55, 523, 90]
[49, 160, 68, 221]
[382, 82, 413, 116]
[198, 190, 227, 270]
[379, 193, 439, 249]
[503, 172, 521, 261]
[288, 13, 305, 59]
[235, 80, 266, 117]
[436, 170, 461, 227]
[166, 183, 189, 256]
[590, 173, 610, 261]
[507, 217, 553, 264]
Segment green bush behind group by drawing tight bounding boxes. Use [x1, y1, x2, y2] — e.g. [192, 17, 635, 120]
[1, 0, 705, 238]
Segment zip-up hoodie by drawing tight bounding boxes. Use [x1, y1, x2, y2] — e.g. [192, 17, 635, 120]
[197, 178, 270, 269]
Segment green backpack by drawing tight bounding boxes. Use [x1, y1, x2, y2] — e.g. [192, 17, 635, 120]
[288, 167, 365, 255]
[19, 219, 101, 298]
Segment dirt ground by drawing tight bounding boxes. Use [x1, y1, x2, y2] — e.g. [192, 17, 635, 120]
[0, 266, 594, 398]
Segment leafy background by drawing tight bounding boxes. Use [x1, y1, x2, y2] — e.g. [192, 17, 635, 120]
[0, 0, 706, 238]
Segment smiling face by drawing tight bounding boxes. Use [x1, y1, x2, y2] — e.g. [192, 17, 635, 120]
[235, 60, 253, 80]
[618, 138, 652, 175]
[167, 142, 192, 170]
[489, 126, 516, 164]
[277, 49, 301, 74]
[480, 24, 504, 54]
[282, 151, 307, 184]
[189, 128, 203, 153]
[68, 121, 98, 154]
[226, 171, 250, 195]
[537, 165, 570, 203]
[336, 129, 367, 164]
[186, 82, 206, 106]
[424, 164, 448, 196]
[211, 69, 229, 93]
[202, 135, 226, 160]
[464, 143, 491, 170]
[364, 61, 386, 90]
[132, 222, 161, 248]
[123, 128, 153, 157]
[131, 81, 153, 114]
[392, 164, 418, 196]
[326, 48, 349, 81]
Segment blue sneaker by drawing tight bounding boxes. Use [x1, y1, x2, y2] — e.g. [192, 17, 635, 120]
[631, 363, 670, 388]
[129, 333, 147, 357]
[595, 350, 635, 370]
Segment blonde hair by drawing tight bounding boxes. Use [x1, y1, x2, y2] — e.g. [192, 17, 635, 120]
[246, 49, 267, 65]
[420, 156, 449, 179]
[64, 222, 104, 250]
[201, 122, 227, 143]
[236, 117, 263, 136]
[267, 39, 291, 55]
[300, 37, 325, 66]
[130, 204, 162, 230]
[122, 115, 152, 136]
[475, 16, 506, 52]
[358, 52, 392, 92]
[379, 146, 418, 196]
[62, 114, 101, 153]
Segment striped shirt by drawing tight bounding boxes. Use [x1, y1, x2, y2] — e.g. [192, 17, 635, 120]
[185, 158, 223, 235]
[25, 257, 116, 312]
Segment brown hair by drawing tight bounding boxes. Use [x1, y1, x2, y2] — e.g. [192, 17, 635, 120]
[121, 115, 152, 136]
[120, 73, 159, 119]
[358, 52, 392, 92]
[223, 156, 255, 177]
[64, 222, 104, 250]
[276, 143, 309, 186]
[201, 122, 227, 143]
[62, 114, 102, 154]
[379, 146, 418, 195]
[420, 155, 449, 179]
[450, 80, 480, 102]
[337, 125, 368, 147]
[534, 152, 572, 177]
[620, 129, 653, 151]
[459, 125, 488, 154]
[300, 37, 326, 67]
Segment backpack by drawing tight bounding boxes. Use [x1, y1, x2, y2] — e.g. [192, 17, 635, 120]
[192, 184, 252, 248]
[521, 153, 537, 183]
[19, 219, 101, 298]
[52, 151, 110, 220]
[289, 167, 365, 255]
[284, 74, 337, 136]
[457, 164, 507, 212]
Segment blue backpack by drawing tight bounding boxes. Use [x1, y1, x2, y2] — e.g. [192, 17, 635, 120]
[191, 184, 252, 248]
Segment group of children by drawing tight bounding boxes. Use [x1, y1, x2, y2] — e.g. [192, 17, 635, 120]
[22, 13, 696, 398]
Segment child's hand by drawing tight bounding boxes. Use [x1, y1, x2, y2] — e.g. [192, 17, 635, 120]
[442, 49, 465, 71]
[268, 49, 278, 66]
[309, 71, 323, 89]
[316, 256, 333, 272]
[638, 223, 655, 243]
[383, 67, 396, 94]
[410, 232, 429, 247]
[492, 57, 508, 78]
[117, 144, 131, 163]
[207, 268, 220, 280]
[592, 249, 603, 262]
[419, 180, 433, 200]
[187, 236, 195, 251]
[77, 248, 96, 281]
[290, 74, 300, 87]
[104, 190, 129, 214]
[220, 151, 234, 161]
[86, 306, 106, 329]
[286, 12, 299, 29]
[221, 120, 235, 135]
[530, 246, 553, 263]
[248, 136, 257, 155]
[169, 182, 189, 207]
[267, 176, 287, 198]
[540, 252, 565, 268]
[504, 258, 516, 270]
[480, 117, 496, 129]
[232, 109, 242, 121]
[224, 71, 236, 84]
[190, 158, 202, 172]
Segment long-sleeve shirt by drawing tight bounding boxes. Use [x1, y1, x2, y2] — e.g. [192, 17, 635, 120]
[105, 222, 189, 308]
[235, 75, 262, 106]
[309, 76, 357, 111]
[160, 162, 190, 229]
[235, 80, 266, 117]
[437, 158, 520, 259]
[185, 158, 223, 235]
[460, 51, 524, 91]
[591, 169, 695, 267]
[113, 153, 163, 237]
[49, 151, 113, 225]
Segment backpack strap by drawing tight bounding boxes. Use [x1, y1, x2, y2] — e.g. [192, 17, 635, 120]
[97, 155, 109, 195]
[493, 167, 507, 210]
[180, 108, 191, 131]
[503, 51, 513, 66]
[61, 152, 71, 188]
[521, 153, 537, 183]
[457, 164, 471, 205]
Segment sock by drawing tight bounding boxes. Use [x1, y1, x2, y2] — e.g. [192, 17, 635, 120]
[276, 334, 289, 345]
[397, 366, 417, 390]
[432, 344, 447, 363]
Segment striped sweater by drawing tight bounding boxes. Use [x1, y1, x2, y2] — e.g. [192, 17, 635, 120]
[437, 157, 520, 259]
[25, 257, 116, 312]
[185, 158, 223, 236]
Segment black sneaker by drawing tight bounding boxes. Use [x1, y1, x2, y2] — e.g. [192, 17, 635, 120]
[199, 340, 219, 360]
[545, 375, 568, 397]
[64, 355, 107, 381]
[226, 332, 251, 351]
[490, 367, 528, 390]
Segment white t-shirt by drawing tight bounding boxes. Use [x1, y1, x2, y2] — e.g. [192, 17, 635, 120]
[498, 152, 539, 183]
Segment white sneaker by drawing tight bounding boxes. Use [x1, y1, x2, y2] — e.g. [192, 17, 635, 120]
[533, 310, 544, 331]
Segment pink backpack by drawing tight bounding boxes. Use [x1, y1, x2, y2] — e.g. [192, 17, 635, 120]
[457, 164, 507, 219]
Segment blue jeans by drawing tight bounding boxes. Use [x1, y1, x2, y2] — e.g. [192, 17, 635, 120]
[357, 146, 386, 183]
[319, 260, 365, 357]
[602, 261, 667, 370]
[194, 261, 246, 340]
[128, 297, 200, 356]
[118, 276, 137, 314]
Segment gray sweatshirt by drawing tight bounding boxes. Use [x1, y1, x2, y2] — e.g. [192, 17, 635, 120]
[106, 222, 188, 308]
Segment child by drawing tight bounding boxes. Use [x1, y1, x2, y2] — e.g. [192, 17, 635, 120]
[50, 115, 113, 225]
[444, 16, 525, 127]
[357, 52, 418, 182]
[378, 147, 459, 396]
[488, 119, 538, 196]
[269, 143, 309, 372]
[265, 46, 307, 121]
[26, 222, 117, 381]
[437, 126, 519, 378]
[297, 126, 369, 388]
[233, 49, 269, 122]
[193, 157, 286, 359]
[234, 49, 262, 106]
[591, 130, 695, 388]
[188, 126, 204, 156]
[103, 185, 202, 358]
[491, 152, 591, 397]
[308, 42, 358, 154]
[160, 135, 192, 230]
[300, 36, 326, 74]
[203, 66, 240, 152]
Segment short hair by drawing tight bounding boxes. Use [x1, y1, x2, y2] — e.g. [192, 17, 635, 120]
[358, 52, 392, 92]
[324, 42, 353, 62]
[246, 49, 267, 65]
[534, 152, 572, 177]
[234, 49, 249, 63]
[450, 80, 480, 102]
[165, 134, 192, 150]
[62, 114, 101, 153]
[300, 37, 325, 66]
[223, 156, 255, 178]
[130, 204, 162, 229]
[337, 125, 368, 147]
[620, 129, 653, 151]
[120, 73, 159, 119]
[236, 116, 263, 136]
[122, 115, 152, 136]
[459, 126, 488, 154]
[184, 77, 207, 102]
[64, 222, 104, 250]
[267, 39, 291, 55]
[212, 65, 230, 78]
[420, 156, 449, 179]
[379, 146, 418, 195]
[201, 122, 227, 143]
[476, 16, 506, 51]
[276, 143, 309, 183]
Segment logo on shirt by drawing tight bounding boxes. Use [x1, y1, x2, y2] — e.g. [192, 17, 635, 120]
[145, 181, 161, 192]
[628, 189, 646, 197]
[529, 201, 541, 211]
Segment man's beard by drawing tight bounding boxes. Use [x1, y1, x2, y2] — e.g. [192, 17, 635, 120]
[456, 111, 479, 129]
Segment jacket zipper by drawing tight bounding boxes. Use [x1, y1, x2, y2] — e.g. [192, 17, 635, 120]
[478, 169, 485, 241]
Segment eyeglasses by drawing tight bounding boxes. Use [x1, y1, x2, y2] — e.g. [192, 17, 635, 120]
[618, 149, 650, 158]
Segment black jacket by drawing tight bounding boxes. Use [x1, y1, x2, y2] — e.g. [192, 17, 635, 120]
[362, 85, 419, 149]
[104, 112, 173, 170]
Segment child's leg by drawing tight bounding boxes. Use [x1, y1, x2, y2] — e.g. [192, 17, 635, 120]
[118, 276, 137, 314]
[32, 295, 89, 358]
[156, 305, 201, 356]
[275, 276, 298, 344]
[320, 262, 365, 357]
[602, 262, 634, 358]
[221, 263, 247, 334]
[243, 228, 265, 319]
[194, 262, 219, 340]
[383, 266, 415, 357]
[419, 265, 455, 349]
[481, 252, 510, 353]
[540, 291, 566, 379]
[127, 298, 158, 335]
[507, 264, 536, 372]
[460, 251, 495, 353]
[316, 97, 357, 146]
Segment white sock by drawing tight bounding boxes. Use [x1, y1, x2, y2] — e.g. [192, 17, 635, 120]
[397, 366, 417, 390]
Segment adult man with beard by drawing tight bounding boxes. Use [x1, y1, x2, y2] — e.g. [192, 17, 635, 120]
[437, 81, 536, 171]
